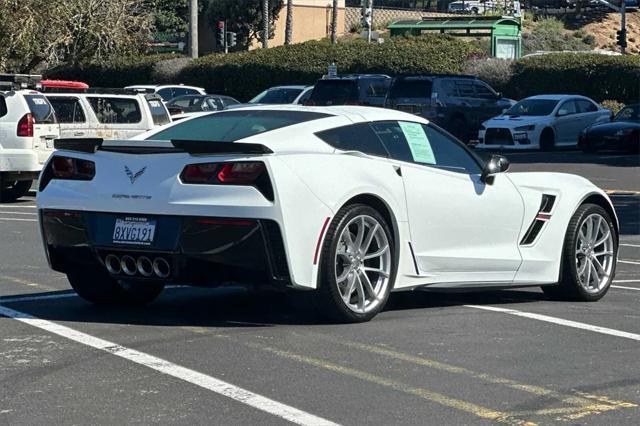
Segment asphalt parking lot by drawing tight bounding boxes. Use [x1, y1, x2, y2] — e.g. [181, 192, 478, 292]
[1, 151, 639, 425]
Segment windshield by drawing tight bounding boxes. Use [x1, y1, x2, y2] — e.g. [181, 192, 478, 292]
[25, 95, 56, 123]
[146, 98, 171, 126]
[249, 88, 304, 104]
[615, 105, 639, 122]
[149, 110, 330, 142]
[388, 79, 433, 99]
[504, 99, 559, 117]
[309, 80, 359, 105]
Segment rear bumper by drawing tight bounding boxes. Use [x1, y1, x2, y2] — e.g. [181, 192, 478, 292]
[40, 209, 292, 287]
[0, 149, 47, 173]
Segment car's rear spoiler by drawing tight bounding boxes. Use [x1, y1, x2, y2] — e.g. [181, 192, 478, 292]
[53, 138, 274, 155]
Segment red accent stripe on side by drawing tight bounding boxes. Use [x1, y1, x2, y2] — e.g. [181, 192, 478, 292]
[536, 213, 552, 221]
[313, 217, 331, 265]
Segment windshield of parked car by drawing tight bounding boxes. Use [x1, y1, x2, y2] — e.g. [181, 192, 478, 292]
[614, 105, 639, 122]
[24, 95, 56, 124]
[249, 88, 304, 104]
[504, 99, 560, 117]
[149, 110, 330, 142]
[308, 80, 359, 105]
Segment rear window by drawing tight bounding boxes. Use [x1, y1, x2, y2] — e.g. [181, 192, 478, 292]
[146, 98, 171, 126]
[388, 79, 433, 99]
[0, 95, 6, 118]
[309, 80, 358, 105]
[25, 95, 56, 123]
[149, 110, 330, 142]
[88, 97, 142, 124]
[250, 88, 304, 104]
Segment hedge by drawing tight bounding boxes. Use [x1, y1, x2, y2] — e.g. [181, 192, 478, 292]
[507, 53, 640, 104]
[46, 36, 479, 101]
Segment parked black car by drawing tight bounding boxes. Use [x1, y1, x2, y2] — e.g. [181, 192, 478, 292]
[166, 94, 239, 115]
[384, 75, 515, 143]
[305, 74, 391, 107]
[579, 104, 639, 153]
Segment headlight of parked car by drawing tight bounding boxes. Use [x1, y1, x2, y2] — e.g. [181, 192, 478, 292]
[514, 125, 535, 132]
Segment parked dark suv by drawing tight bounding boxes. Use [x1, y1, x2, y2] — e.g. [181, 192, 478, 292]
[305, 74, 391, 107]
[384, 75, 515, 143]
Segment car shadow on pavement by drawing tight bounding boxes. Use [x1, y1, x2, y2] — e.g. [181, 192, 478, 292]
[0, 285, 551, 328]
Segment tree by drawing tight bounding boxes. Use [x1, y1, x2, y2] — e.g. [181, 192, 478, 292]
[0, 0, 154, 72]
[207, 0, 283, 50]
[153, 0, 189, 39]
[285, 0, 293, 45]
[331, 0, 338, 44]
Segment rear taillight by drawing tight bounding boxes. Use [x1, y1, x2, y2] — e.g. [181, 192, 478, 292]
[17, 113, 34, 137]
[39, 156, 96, 191]
[180, 161, 273, 200]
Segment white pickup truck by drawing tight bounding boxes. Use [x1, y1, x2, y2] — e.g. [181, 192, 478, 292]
[1, 75, 59, 201]
[45, 91, 171, 140]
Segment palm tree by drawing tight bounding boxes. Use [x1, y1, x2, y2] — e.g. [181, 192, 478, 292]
[285, 0, 293, 45]
[262, 0, 269, 48]
[331, 0, 338, 44]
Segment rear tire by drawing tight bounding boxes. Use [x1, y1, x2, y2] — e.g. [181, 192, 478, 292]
[0, 180, 32, 202]
[67, 268, 164, 306]
[542, 204, 617, 301]
[540, 128, 555, 152]
[315, 204, 396, 323]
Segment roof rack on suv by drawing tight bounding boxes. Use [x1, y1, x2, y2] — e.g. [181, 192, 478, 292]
[0, 73, 43, 90]
[321, 74, 391, 80]
[40, 87, 156, 95]
[393, 74, 478, 80]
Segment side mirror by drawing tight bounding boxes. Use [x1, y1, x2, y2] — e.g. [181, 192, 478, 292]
[481, 155, 510, 184]
[557, 109, 568, 117]
[495, 92, 503, 99]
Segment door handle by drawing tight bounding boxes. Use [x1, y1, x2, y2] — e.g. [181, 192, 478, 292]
[393, 165, 402, 177]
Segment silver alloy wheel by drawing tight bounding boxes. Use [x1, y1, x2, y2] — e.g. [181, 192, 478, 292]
[335, 214, 391, 314]
[575, 213, 615, 293]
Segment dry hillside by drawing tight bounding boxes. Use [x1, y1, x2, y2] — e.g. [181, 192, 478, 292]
[582, 11, 640, 54]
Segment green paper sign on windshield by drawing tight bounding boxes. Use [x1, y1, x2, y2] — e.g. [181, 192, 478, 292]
[399, 122, 436, 165]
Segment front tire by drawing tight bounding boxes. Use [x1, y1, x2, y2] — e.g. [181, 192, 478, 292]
[316, 204, 396, 323]
[542, 204, 617, 301]
[1, 180, 32, 202]
[540, 128, 555, 152]
[67, 268, 165, 306]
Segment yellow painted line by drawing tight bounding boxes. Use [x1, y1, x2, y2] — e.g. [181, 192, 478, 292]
[304, 333, 634, 411]
[243, 341, 534, 426]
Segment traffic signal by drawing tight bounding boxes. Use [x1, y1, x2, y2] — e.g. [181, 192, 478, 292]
[616, 30, 627, 48]
[227, 32, 237, 48]
[216, 21, 225, 48]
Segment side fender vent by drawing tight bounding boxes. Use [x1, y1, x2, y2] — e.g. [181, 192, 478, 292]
[520, 194, 555, 246]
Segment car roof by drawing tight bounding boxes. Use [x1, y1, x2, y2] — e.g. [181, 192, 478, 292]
[524, 94, 592, 101]
[126, 84, 205, 91]
[266, 85, 309, 90]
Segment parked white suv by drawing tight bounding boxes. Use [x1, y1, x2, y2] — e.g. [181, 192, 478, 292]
[124, 84, 206, 102]
[0, 83, 59, 201]
[45, 91, 171, 140]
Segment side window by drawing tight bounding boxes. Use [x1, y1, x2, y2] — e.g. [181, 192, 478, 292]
[367, 80, 389, 98]
[473, 82, 496, 99]
[88, 97, 142, 124]
[296, 89, 312, 105]
[221, 97, 239, 107]
[577, 100, 598, 113]
[315, 123, 388, 158]
[559, 100, 578, 115]
[422, 125, 482, 174]
[439, 80, 458, 98]
[171, 88, 192, 98]
[156, 88, 174, 101]
[370, 121, 413, 163]
[48, 97, 86, 124]
[0, 95, 7, 118]
[456, 82, 475, 98]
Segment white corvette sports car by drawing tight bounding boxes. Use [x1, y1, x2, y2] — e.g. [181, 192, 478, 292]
[38, 106, 619, 322]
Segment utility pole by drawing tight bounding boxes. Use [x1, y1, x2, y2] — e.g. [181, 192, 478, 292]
[189, 0, 198, 58]
[262, 0, 269, 49]
[621, 0, 626, 54]
[331, 0, 338, 44]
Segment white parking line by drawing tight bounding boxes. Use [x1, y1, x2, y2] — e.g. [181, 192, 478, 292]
[612, 285, 640, 292]
[0, 211, 37, 216]
[621, 244, 640, 248]
[619, 259, 640, 265]
[466, 305, 640, 342]
[0, 205, 36, 209]
[0, 218, 37, 222]
[614, 279, 640, 283]
[0, 304, 338, 426]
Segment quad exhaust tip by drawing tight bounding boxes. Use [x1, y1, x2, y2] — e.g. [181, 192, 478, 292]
[104, 255, 170, 278]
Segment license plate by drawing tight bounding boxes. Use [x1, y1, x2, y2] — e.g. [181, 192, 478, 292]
[45, 138, 54, 149]
[113, 217, 156, 245]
